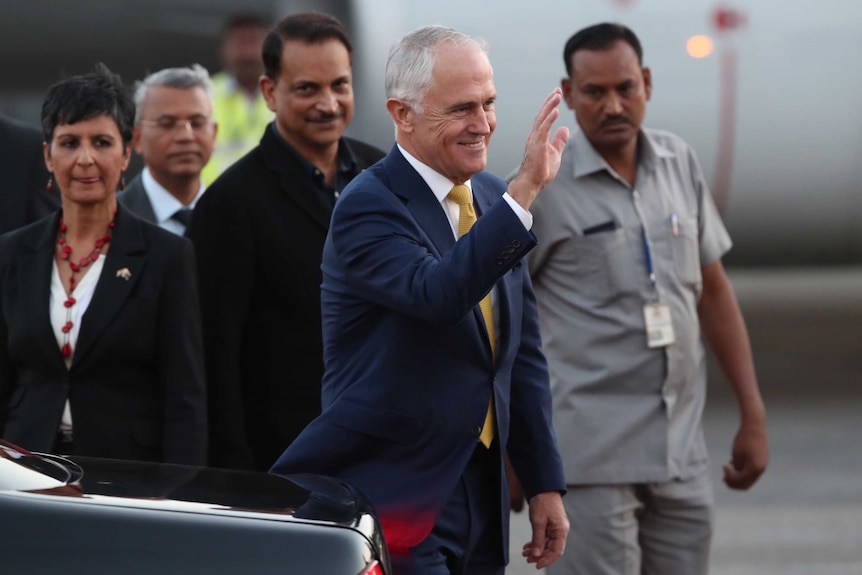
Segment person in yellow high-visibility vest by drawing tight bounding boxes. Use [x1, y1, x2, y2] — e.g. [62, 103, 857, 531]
[202, 12, 274, 186]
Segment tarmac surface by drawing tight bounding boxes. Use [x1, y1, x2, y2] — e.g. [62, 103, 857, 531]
[506, 267, 862, 575]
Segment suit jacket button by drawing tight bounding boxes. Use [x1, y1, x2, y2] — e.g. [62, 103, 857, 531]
[512, 240, 521, 248]
[470, 425, 482, 436]
[495, 258, 504, 265]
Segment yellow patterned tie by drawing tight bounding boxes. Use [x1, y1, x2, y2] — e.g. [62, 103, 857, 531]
[448, 184, 496, 448]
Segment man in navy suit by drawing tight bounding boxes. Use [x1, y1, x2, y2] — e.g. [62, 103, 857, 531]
[271, 25, 569, 574]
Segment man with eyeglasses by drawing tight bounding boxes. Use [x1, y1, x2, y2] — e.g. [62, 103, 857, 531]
[119, 65, 217, 236]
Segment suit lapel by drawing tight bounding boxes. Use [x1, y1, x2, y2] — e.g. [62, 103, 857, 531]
[259, 127, 332, 232]
[18, 213, 67, 370]
[121, 175, 158, 223]
[73, 207, 146, 367]
[383, 149, 502, 364]
[279, 172, 331, 230]
[379, 149, 518, 365]
[382, 147, 455, 257]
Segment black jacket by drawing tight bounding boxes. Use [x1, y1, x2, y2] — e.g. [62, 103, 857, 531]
[188, 128, 385, 471]
[0, 207, 207, 464]
[0, 115, 60, 234]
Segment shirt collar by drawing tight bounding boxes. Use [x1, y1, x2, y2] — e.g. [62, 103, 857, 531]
[397, 143, 472, 205]
[571, 127, 674, 180]
[141, 168, 205, 225]
[269, 123, 358, 189]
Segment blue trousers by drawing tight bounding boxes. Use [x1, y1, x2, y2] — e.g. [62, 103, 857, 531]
[390, 441, 505, 575]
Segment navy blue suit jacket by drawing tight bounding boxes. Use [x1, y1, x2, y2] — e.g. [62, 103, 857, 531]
[271, 146, 564, 552]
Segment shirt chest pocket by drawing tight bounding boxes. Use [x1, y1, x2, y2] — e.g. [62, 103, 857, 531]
[669, 215, 701, 286]
[569, 227, 642, 303]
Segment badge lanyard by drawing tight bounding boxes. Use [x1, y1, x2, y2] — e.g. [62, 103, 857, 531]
[642, 230, 658, 293]
[639, 212, 675, 348]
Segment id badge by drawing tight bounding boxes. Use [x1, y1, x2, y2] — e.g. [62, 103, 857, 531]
[643, 302, 675, 348]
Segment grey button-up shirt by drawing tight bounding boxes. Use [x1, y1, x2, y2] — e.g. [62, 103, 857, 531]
[528, 128, 731, 484]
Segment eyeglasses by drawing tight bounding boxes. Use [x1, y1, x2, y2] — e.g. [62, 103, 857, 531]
[138, 116, 215, 133]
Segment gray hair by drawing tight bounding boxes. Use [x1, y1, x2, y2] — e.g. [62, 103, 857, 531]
[133, 64, 214, 123]
[385, 25, 489, 114]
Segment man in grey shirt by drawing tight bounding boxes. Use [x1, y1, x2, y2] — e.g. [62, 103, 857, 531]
[528, 23, 768, 575]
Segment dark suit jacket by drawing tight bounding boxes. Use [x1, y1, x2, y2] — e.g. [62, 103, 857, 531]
[117, 174, 158, 224]
[271, 146, 565, 552]
[0, 115, 60, 234]
[187, 127, 385, 471]
[0, 206, 207, 465]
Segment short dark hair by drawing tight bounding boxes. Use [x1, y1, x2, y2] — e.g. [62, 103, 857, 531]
[41, 63, 135, 146]
[262, 12, 352, 80]
[563, 23, 643, 76]
[221, 11, 271, 37]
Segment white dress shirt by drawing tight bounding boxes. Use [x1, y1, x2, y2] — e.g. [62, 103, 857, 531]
[142, 168, 205, 235]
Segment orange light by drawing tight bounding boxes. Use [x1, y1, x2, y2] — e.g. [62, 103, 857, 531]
[686, 35, 714, 58]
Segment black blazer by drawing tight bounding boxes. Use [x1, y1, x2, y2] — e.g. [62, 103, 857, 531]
[188, 127, 386, 471]
[0, 206, 207, 464]
[0, 115, 60, 234]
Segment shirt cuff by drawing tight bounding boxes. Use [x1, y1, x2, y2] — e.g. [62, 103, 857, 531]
[503, 192, 533, 230]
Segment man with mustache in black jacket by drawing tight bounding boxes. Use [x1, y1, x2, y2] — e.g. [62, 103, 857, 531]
[189, 12, 385, 472]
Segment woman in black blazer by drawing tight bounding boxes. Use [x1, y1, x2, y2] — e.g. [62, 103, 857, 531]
[0, 65, 206, 465]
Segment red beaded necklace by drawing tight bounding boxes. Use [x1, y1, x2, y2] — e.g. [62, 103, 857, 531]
[56, 213, 115, 358]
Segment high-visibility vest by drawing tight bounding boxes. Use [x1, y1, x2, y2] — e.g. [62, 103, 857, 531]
[202, 72, 274, 186]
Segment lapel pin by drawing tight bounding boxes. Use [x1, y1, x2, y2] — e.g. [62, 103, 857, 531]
[116, 268, 131, 281]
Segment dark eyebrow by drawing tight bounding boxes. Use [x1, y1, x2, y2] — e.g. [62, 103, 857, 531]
[57, 131, 113, 140]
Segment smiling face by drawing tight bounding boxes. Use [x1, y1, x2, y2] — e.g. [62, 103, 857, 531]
[393, 43, 496, 184]
[562, 39, 651, 158]
[44, 114, 131, 206]
[260, 38, 354, 159]
[133, 85, 216, 189]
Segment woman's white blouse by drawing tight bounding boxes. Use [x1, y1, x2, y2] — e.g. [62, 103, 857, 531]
[49, 254, 105, 430]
